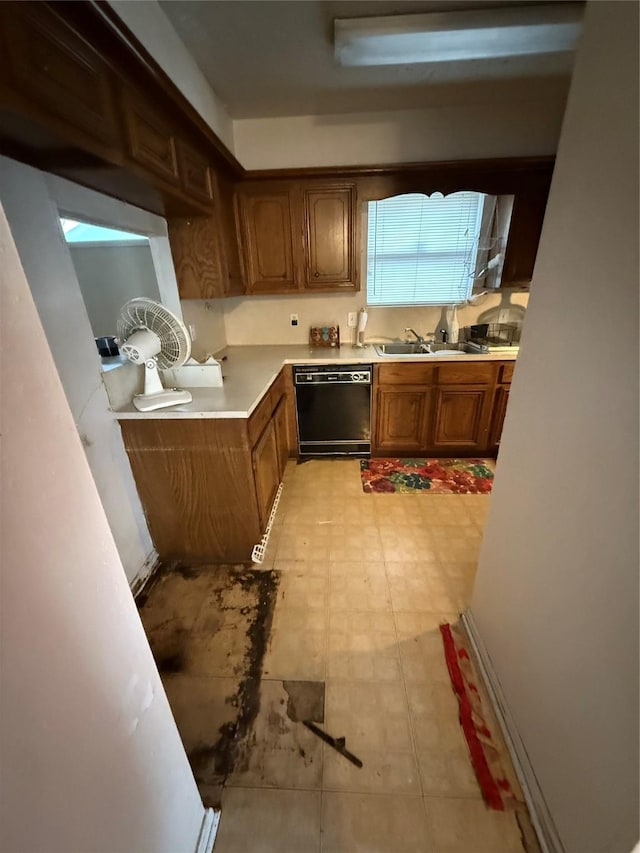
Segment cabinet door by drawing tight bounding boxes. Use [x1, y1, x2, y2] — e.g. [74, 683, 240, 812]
[252, 421, 280, 529]
[374, 388, 429, 453]
[121, 88, 180, 185]
[238, 188, 298, 293]
[431, 386, 494, 453]
[273, 397, 289, 479]
[1, 3, 121, 161]
[176, 140, 214, 203]
[168, 216, 225, 299]
[489, 386, 510, 453]
[217, 174, 245, 296]
[303, 185, 357, 290]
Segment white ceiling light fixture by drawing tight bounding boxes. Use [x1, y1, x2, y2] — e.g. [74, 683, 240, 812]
[334, 4, 583, 67]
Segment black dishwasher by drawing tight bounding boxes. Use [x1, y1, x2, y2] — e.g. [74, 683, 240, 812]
[293, 364, 372, 456]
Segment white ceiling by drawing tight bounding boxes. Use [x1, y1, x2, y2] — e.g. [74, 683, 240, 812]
[159, 0, 582, 119]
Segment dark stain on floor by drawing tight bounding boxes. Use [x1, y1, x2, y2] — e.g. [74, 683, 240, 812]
[283, 680, 325, 723]
[138, 562, 280, 807]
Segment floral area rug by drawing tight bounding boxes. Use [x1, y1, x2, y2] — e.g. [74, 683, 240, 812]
[360, 458, 494, 494]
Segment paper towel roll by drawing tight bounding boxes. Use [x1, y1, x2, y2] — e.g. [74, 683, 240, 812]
[356, 308, 368, 346]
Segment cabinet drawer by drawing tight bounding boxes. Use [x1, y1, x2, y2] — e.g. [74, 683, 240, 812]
[376, 363, 436, 386]
[500, 362, 515, 384]
[437, 362, 497, 386]
[177, 140, 214, 202]
[122, 88, 179, 184]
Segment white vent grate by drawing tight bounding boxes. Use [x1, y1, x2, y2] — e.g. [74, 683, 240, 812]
[251, 483, 284, 564]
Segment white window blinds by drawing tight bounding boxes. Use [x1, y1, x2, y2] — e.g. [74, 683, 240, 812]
[366, 192, 485, 306]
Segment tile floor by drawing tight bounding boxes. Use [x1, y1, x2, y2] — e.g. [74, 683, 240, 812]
[140, 459, 538, 852]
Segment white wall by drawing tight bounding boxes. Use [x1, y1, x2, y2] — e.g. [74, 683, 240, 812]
[221, 290, 528, 347]
[0, 203, 205, 852]
[0, 158, 154, 584]
[70, 243, 160, 337]
[181, 298, 228, 359]
[107, 0, 234, 152]
[234, 100, 566, 170]
[470, 3, 639, 851]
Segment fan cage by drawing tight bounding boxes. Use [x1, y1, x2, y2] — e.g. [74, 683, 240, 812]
[117, 298, 191, 369]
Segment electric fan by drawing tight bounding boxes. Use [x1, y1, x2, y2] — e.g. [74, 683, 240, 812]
[117, 298, 193, 412]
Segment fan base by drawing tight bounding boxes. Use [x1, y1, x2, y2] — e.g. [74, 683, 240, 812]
[133, 389, 193, 412]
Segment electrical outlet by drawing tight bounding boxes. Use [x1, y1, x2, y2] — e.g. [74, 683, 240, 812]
[498, 309, 510, 324]
[290, 313, 299, 327]
[188, 324, 197, 341]
[347, 312, 358, 328]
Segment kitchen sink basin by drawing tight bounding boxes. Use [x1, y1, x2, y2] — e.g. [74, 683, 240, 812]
[374, 342, 478, 357]
[374, 342, 428, 355]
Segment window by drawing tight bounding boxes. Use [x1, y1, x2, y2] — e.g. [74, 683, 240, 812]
[366, 191, 488, 306]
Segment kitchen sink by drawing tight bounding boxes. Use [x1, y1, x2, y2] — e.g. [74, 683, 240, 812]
[374, 342, 479, 357]
[374, 342, 428, 355]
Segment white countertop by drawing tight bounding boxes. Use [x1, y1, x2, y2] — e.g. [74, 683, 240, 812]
[113, 344, 518, 420]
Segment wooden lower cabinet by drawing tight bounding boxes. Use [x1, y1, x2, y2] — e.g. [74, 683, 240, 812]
[372, 360, 513, 456]
[252, 420, 280, 529]
[273, 397, 290, 475]
[489, 385, 510, 453]
[431, 386, 494, 453]
[119, 371, 291, 563]
[375, 388, 429, 453]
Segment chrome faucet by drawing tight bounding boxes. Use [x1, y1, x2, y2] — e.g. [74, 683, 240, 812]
[404, 328, 424, 343]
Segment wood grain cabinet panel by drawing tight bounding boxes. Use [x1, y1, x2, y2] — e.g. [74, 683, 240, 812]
[239, 188, 298, 293]
[1, 3, 121, 160]
[489, 386, 510, 453]
[177, 140, 214, 203]
[252, 420, 280, 529]
[432, 386, 494, 452]
[273, 397, 289, 479]
[121, 88, 180, 184]
[375, 388, 429, 453]
[119, 419, 262, 563]
[303, 185, 357, 290]
[119, 371, 291, 563]
[168, 216, 225, 299]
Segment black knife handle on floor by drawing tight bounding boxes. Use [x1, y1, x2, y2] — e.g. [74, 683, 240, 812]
[303, 720, 363, 768]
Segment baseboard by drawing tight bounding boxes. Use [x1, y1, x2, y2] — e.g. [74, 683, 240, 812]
[129, 549, 159, 600]
[462, 610, 565, 853]
[195, 808, 220, 853]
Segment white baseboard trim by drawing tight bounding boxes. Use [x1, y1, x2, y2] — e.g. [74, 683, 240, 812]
[462, 609, 565, 853]
[195, 808, 220, 853]
[129, 549, 159, 599]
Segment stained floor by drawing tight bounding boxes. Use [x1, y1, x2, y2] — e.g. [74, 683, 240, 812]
[138, 459, 539, 852]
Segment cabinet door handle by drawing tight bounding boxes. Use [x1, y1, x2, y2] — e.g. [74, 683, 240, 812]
[314, 271, 319, 278]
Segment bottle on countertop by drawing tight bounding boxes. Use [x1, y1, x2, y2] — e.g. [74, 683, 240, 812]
[445, 305, 459, 344]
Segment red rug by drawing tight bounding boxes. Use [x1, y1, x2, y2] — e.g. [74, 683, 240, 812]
[360, 458, 494, 494]
[440, 622, 519, 811]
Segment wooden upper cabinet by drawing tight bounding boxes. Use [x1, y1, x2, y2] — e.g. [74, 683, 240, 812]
[303, 185, 357, 290]
[168, 170, 246, 299]
[217, 174, 245, 296]
[168, 216, 225, 299]
[238, 187, 298, 293]
[0, 3, 122, 161]
[502, 180, 551, 286]
[121, 87, 180, 185]
[177, 140, 214, 203]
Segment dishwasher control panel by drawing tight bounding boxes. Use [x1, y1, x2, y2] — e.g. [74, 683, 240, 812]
[293, 365, 372, 385]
